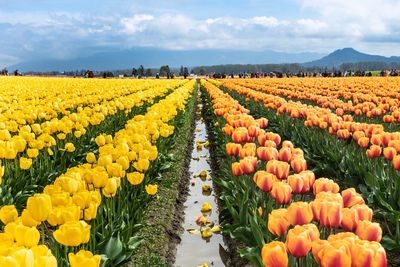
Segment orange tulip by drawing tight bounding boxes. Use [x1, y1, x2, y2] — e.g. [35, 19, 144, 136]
[388, 140, 400, 153]
[383, 147, 396, 160]
[282, 140, 294, 149]
[265, 132, 281, 146]
[303, 223, 320, 241]
[257, 146, 279, 161]
[287, 202, 313, 226]
[318, 240, 352, 267]
[312, 240, 329, 265]
[313, 178, 340, 195]
[299, 170, 315, 193]
[257, 118, 269, 129]
[356, 220, 382, 242]
[239, 156, 257, 175]
[231, 162, 243, 176]
[392, 155, 400, 171]
[290, 157, 307, 173]
[350, 239, 387, 267]
[366, 145, 382, 158]
[353, 204, 373, 221]
[268, 209, 289, 237]
[357, 137, 370, 148]
[270, 182, 292, 205]
[341, 208, 359, 232]
[261, 241, 288, 267]
[248, 125, 260, 137]
[278, 147, 292, 162]
[226, 143, 241, 156]
[253, 171, 277, 193]
[266, 160, 290, 180]
[285, 225, 312, 258]
[370, 134, 383, 146]
[319, 201, 342, 228]
[287, 174, 304, 194]
[342, 188, 364, 208]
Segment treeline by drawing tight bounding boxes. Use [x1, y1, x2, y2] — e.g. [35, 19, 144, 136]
[191, 64, 304, 75]
[339, 61, 400, 71]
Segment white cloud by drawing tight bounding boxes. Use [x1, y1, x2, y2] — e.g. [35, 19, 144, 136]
[120, 14, 154, 34]
[1, 0, 400, 66]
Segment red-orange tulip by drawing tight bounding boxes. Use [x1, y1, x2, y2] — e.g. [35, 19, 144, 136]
[303, 223, 320, 242]
[268, 209, 289, 237]
[287, 174, 304, 194]
[266, 132, 281, 146]
[270, 182, 292, 205]
[392, 155, 400, 171]
[257, 146, 279, 161]
[353, 204, 373, 221]
[356, 220, 382, 242]
[287, 202, 313, 226]
[231, 162, 243, 176]
[278, 147, 292, 162]
[341, 208, 359, 232]
[299, 170, 315, 193]
[261, 241, 288, 267]
[254, 171, 277, 193]
[383, 146, 396, 160]
[291, 157, 307, 173]
[318, 240, 352, 267]
[239, 156, 257, 175]
[266, 160, 290, 180]
[313, 178, 340, 195]
[248, 125, 260, 137]
[257, 118, 269, 129]
[312, 240, 329, 265]
[285, 225, 312, 258]
[366, 145, 382, 158]
[226, 143, 241, 156]
[342, 188, 365, 208]
[319, 201, 342, 228]
[350, 239, 387, 267]
[357, 137, 370, 148]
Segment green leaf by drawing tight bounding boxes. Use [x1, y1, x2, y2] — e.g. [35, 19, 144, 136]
[103, 232, 123, 260]
[127, 236, 144, 250]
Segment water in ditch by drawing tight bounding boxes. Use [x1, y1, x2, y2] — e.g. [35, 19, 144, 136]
[174, 102, 227, 267]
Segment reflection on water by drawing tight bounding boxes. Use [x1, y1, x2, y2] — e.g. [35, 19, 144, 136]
[174, 104, 227, 267]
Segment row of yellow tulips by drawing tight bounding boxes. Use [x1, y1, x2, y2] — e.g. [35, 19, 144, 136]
[224, 77, 400, 120]
[218, 80, 400, 171]
[0, 78, 186, 182]
[0, 80, 196, 266]
[202, 79, 387, 267]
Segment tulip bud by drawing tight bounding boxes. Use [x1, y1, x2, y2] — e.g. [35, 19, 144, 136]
[287, 202, 313, 226]
[253, 171, 276, 193]
[356, 220, 382, 242]
[231, 162, 243, 176]
[27, 193, 52, 222]
[270, 182, 292, 205]
[69, 250, 101, 267]
[342, 188, 364, 208]
[261, 241, 288, 267]
[285, 225, 312, 258]
[268, 209, 289, 237]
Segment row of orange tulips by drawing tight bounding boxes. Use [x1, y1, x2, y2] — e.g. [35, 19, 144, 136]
[0, 80, 195, 266]
[219, 80, 400, 171]
[202, 79, 387, 267]
[224, 77, 400, 120]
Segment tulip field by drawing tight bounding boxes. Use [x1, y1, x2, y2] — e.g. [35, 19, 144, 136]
[0, 76, 400, 267]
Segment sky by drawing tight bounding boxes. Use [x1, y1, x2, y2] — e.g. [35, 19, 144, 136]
[1, 0, 400, 66]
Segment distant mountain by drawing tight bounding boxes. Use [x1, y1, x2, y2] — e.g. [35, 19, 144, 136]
[9, 48, 324, 72]
[303, 48, 400, 68]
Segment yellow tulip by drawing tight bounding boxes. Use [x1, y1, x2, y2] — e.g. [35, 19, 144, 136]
[20, 157, 33, 170]
[68, 250, 101, 267]
[127, 172, 144, 185]
[21, 209, 40, 227]
[26, 193, 52, 222]
[14, 225, 40, 248]
[53, 221, 91, 246]
[103, 177, 119, 198]
[145, 184, 158, 195]
[0, 205, 18, 224]
[65, 142, 76, 152]
[27, 148, 39, 158]
[0, 256, 20, 267]
[134, 158, 150, 172]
